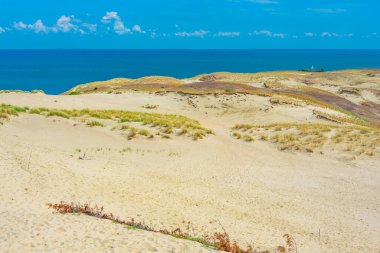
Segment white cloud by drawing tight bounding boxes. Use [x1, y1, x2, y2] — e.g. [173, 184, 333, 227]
[56, 15, 76, 32]
[307, 8, 346, 14]
[13, 21, 27, 30]
[28, 20, 48, 33]
[250, 0, 279, 4]
[250, 30, 286, 38]
[175, 30, 208, 38]
[101, 11, 131, 35]
[14, 20, 48, 33]
[101, 11, 120, 23]
[114, 20, 130, 34]
[215, 31, 240, 37]
[132, 25, 145, 33]
[321, 32, 353, 38]
[0, 27, 5, 34]
[305, 32, 315, 37]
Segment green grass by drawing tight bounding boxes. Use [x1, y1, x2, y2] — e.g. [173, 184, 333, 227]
[0, 104, 28, 120]
[1, 104, 213, 140]
[86, 120, 105, 127]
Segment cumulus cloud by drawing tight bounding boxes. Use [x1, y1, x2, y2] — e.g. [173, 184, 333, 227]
[13, 20, 48, 33]
[215, 31, 240, 37]
[250, 30, 286, 38]
[13, 21, 27, 30]
[0, 27, 5, 34]
[175, 30, 208, 38]
[114, 20, 130, 34]
[12, 16, 97, 35]
[28, 20, 48, 33]
[56, 15, 76, 32]
[307, 8, 346, 14]
[132, 25, 145, 33]
[101, 11, 131, 35]
[101, 11, 120, 23]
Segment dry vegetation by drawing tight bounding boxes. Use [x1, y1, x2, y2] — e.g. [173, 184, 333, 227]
[47, 202, 297, 253]
[312, 110, 368, 126]
[0, 90, 44, 94]
[1, 104, 212, 140]
[142, 104, 159, 109]
[232, 123, 380, 156]
[269, 96, 305, 107]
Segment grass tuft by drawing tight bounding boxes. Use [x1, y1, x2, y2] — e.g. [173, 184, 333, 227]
[86, 120, 105, 127]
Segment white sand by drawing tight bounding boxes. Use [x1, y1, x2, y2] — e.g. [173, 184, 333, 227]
[1, 92, 379, 253]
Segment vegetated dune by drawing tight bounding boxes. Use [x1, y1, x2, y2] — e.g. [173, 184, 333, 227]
[64, 69, 380, 126]
[1, 69, 380, 253]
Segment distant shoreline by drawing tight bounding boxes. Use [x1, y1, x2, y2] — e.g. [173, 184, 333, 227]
[1, 49, 380, 94]
[1, 68, 380, 95]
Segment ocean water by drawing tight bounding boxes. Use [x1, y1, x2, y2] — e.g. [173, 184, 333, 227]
[0, 49, 379, 94]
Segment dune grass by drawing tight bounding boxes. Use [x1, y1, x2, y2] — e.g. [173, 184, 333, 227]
[232, 123, 380, 156]
[0, 104, 28, 121]
[1, 104, 213, 140]
[86, 120, 105, 127]
[312, 110, 371, 127]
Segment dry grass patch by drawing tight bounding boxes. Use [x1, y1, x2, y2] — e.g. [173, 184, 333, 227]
[142, 104, 159, 109]
[269, 96, 305, 106]
[312, 110, 371, 127]
[232, 123, 380, 156]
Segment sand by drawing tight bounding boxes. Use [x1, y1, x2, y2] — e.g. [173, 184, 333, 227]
[1, 92, 379, 253]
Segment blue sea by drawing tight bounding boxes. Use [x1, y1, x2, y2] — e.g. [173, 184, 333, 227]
[0, 49, 379, 94]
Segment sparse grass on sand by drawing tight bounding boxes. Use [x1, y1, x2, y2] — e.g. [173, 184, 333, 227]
[0, 90, 44, 94]
[0, 104, 28, 121]
[269, 96, 305, 107]
[86, 120, 105, 127]
[47, 202, 298, 253]
[232, 123, 380, 156]
[312, 110, 372, 127]
[1, 104, 213, 140]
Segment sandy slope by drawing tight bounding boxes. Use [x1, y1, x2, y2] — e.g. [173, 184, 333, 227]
[1, 92, 380, 253]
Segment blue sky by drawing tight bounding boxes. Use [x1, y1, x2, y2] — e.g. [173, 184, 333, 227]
[0, 0, 379, 49]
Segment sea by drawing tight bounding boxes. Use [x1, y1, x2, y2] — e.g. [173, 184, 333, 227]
[0, 49, 379, 94]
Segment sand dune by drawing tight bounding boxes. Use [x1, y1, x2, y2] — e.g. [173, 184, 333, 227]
[1, 74, 380, 253]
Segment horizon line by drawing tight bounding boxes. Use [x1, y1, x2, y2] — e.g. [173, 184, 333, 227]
[1, 48, 380, 50]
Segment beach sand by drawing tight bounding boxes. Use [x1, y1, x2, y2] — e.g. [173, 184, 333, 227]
[1, 92, 379, 253]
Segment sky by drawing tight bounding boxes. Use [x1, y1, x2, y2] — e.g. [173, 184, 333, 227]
[0, 0, 379, 49]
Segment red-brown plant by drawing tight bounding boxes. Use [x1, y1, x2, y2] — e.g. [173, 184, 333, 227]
[47, 202, 295, 253]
